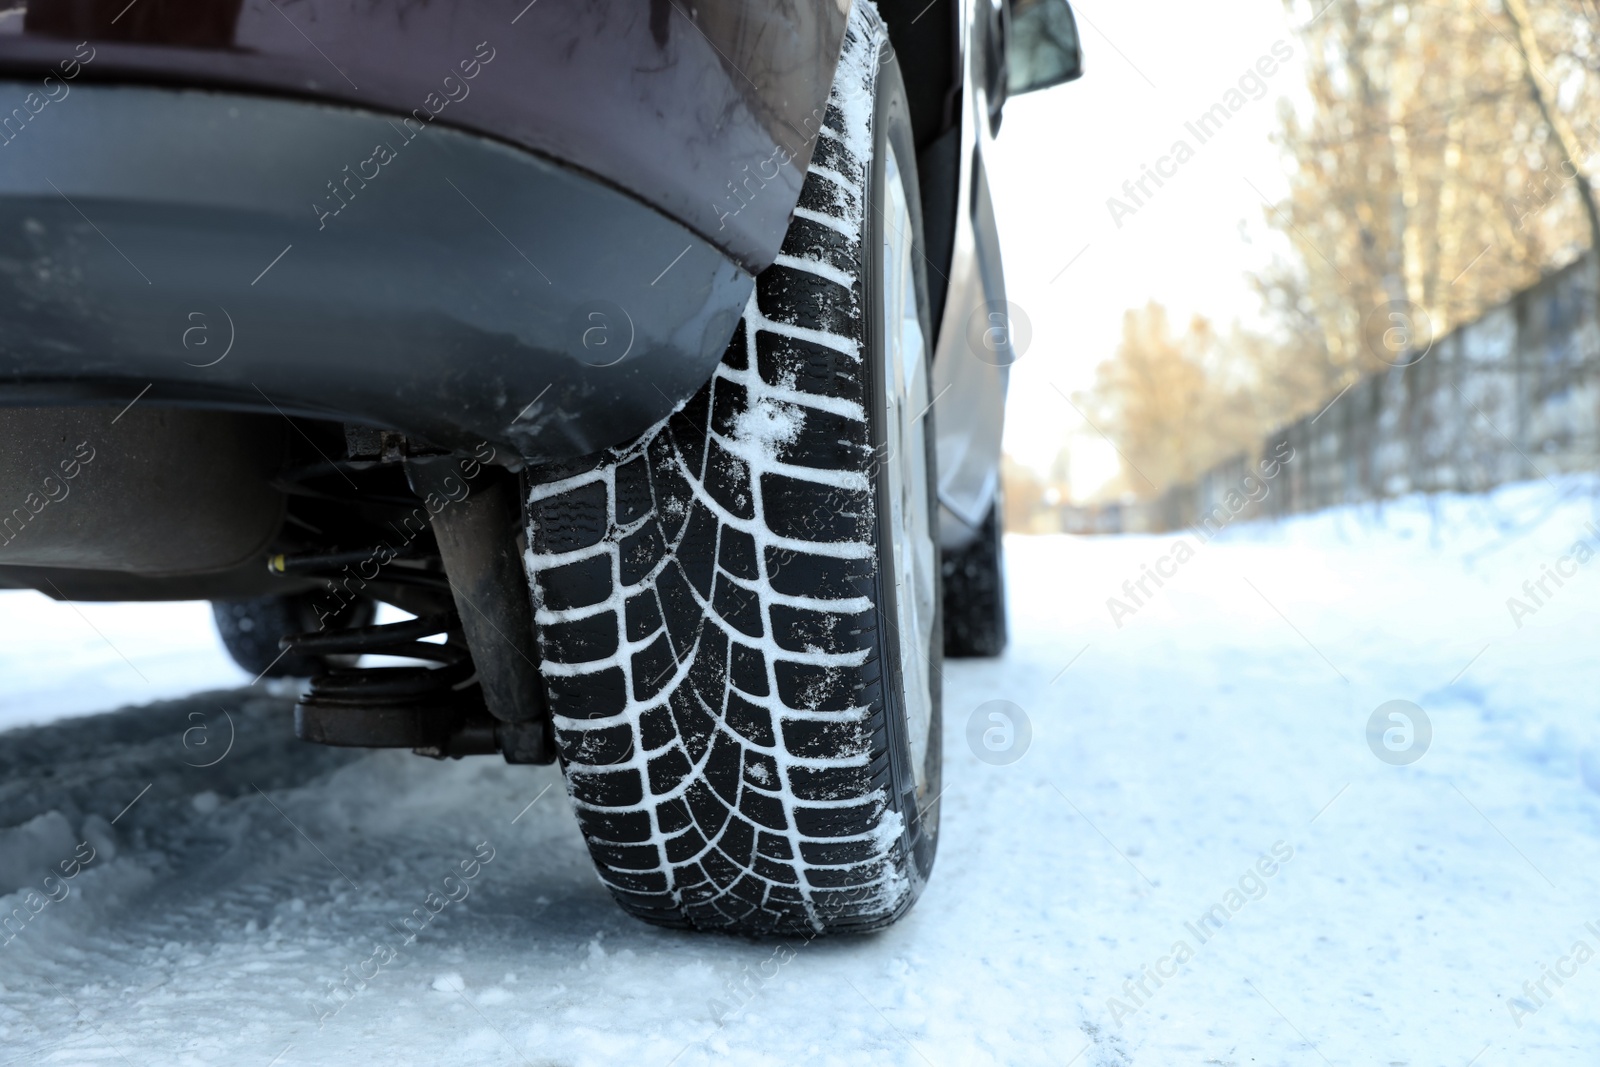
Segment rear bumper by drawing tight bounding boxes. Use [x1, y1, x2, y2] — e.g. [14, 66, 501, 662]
[0, 85, 754, 460]
[0, 0, 847, 274]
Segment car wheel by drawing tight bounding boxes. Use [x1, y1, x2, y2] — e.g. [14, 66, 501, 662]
[941, 501, 1009, 658]
[524, 3, 942, 935]
[211, 593, 375, 679]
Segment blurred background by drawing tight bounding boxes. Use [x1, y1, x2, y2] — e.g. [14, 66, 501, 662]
[991, 0, 1600, 534]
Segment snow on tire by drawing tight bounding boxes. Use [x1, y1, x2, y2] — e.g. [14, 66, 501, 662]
[523, 1, 941, 936]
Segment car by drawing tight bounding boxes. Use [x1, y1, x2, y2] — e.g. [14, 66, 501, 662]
[0, 0, 1081, 935]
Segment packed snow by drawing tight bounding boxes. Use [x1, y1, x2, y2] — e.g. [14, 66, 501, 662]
[2, 476, 1600, 1065]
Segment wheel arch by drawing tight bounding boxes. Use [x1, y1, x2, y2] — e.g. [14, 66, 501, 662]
[879, 0, 1013, 547]
[878, 0, 965, 344]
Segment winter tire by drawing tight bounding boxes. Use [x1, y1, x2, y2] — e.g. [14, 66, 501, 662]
[941, 501, 1008, 657]
[524, 3, 943, 936]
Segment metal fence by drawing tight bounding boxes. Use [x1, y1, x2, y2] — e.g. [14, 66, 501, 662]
[1142, 251, 1600, 532]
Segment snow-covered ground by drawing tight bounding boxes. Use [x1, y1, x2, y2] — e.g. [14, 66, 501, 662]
[3, 477, 1600, 1066]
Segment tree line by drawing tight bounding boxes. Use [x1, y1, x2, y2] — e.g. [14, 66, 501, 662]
[1084, 0, 1600, 500]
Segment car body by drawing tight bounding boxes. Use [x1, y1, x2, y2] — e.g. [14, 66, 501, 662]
[0, 0, 1073, 593]
[0, 0, 1081, 932]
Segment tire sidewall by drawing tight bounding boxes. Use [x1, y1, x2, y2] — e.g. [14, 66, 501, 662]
[862, 40, 944, 894]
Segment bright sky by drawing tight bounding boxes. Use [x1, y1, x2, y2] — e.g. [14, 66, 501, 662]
[986, 0, 1309, 500]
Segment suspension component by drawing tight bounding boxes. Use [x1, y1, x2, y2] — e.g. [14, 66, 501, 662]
[405, 456, 551, 764]
[272, 441, 551, 763]
[289, 613, 500, 756]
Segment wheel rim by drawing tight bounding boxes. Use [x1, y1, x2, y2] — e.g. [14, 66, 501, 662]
[879, 143, 937, 797]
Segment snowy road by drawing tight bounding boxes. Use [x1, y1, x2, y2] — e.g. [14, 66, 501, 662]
[3, 480, 1600, 1066]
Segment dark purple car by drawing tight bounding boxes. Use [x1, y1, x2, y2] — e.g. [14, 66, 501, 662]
[0, 0, 1081, 934]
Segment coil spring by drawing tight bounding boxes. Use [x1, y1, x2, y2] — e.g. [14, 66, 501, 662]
[283, 612, 477, 710]
[269, 546, 476, 715]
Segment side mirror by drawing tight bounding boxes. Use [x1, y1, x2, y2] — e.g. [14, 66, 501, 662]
[1007, 0, 1083, 95]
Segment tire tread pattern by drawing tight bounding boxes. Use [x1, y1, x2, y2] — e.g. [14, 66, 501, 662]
[941, 502, 1008, 658]
[524, 4, 917, 936]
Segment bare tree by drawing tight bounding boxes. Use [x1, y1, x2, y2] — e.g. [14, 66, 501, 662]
[1081, 304, 1293, 498]
[1502, 0, 1600, 323]
[1262, 0, 1598, 392]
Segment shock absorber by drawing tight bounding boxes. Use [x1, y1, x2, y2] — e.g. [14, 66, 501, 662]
[404, 457, 550, 764]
